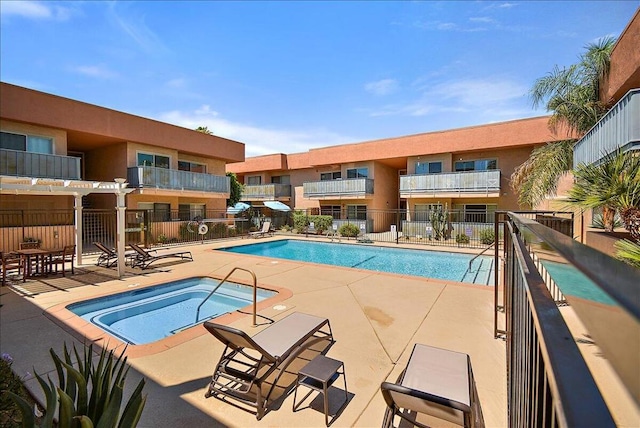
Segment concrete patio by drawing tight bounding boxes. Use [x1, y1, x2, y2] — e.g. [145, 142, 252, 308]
[1, 237, 509, 427]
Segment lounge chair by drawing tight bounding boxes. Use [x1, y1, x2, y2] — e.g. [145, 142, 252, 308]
[381, 344, 484, 428]
[94, 242, 119, 268]
[128, 243, 193, 269]
[204, 312, 334, 420]
[249, 221, 272, 238]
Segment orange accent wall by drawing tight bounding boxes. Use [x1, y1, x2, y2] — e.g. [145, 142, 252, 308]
[601, 9, 640, 104]
[0, 83, 244, 162]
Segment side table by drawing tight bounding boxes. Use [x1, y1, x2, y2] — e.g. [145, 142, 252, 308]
[293, 355, 348, 426]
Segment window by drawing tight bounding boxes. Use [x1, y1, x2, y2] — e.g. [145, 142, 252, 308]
[347, 167, 368, 178]
[247, 176, 262, 185]
[457, 204, 497, 223]
[347, 205, 367, 220]
[1, 131, 53, 154]
[138, 202, 171, 222]
[320, 171, 341, 181]
[138, 153, 170, 169]
[178, 203, 205, 221]
[320, 205, 341, 219]
[271, 175, 290, 185]
[454, 159, 497, 172]
[414, 204, 442, 221]
[415, 161, 442, 174]
[178, 161, 206, 173]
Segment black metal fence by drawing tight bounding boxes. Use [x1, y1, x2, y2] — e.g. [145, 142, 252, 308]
[500, 212, 639, 427]
[0, 207, 574, 254]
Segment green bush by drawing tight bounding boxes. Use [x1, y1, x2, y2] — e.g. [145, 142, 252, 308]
[455, 233, 470, 244]
[5, 343, 146, 428]
[338, 223, 360, 237]
[479, 228, 495, 245]
[292, 212, 334, 234]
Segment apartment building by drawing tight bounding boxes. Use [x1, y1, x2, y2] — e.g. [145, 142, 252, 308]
[0, 83, 244, 219]
[228, 116, 572, 233]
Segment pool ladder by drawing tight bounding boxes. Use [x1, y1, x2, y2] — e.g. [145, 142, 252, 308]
[195, 267, 258, 327]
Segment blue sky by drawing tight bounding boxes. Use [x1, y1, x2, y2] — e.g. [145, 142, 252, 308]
[1, 1, 638, 157]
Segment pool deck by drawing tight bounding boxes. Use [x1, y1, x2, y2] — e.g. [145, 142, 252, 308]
[2, 236, 633, 427]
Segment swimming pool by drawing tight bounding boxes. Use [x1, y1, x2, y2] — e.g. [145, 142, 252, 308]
[221, 240, 494, 285]
[67, 277, 277, 345]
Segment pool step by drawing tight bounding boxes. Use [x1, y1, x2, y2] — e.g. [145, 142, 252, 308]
[462, 257, 495, 286]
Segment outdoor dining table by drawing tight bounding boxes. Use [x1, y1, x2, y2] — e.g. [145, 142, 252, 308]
[15, 248, 63, 282]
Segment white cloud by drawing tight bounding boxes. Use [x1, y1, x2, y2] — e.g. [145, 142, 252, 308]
[469, 17, 495, 24]
[106, 3, 168, 54]
[366, 77, 531, 121]
[0, 0, 72, 20]
[166, 78, 187, 89]
[364, 79, 399, 96]
[71, 65, 118, 79]
[156, 105, 355, 157]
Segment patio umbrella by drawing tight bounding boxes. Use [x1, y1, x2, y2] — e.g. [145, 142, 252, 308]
[227, 202, 251, 215]
[264, 201, 291, 212]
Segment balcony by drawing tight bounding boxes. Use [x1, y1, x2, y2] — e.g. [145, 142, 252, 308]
[127, 166, 229, 194]
[241, 183, 291, 201]
[574, 88, 640, 166]
[400, 170, 500, 198]
[303, 178, 374, 199]
[0, 149, 81, 180]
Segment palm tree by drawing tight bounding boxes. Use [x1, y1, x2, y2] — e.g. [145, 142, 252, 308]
[511, 37, 617, 208]
[565, 149, 640, 232]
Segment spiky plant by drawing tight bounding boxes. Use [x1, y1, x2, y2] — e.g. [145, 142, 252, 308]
[565, 149, 640, 232]
[4, 343, 146, 428]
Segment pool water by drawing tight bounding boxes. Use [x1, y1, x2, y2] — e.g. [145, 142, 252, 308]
[539, 260, 616, 305]
[221, 240, 494, 285]
[67, 277, 276, 345]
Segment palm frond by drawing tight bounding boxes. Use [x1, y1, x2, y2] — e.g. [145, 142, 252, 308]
[511, 140, 574, 208]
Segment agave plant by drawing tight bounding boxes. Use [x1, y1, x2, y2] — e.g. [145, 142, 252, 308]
[614, 239, 640, 269]
[5, 343, 146, 428]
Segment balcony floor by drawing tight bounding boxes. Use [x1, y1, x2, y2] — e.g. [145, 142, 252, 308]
[0, 238, 508, 426]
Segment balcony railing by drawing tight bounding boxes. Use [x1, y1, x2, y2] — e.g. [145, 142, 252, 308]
[400, 170, 500, 197]
[0, 149, 81, 180]
[242, 183, 291, 200]
[303, 178, 374, 198]
[127, 166, 229, 193]
[499, 211, 639, 427]
[574, 88, 640, 166]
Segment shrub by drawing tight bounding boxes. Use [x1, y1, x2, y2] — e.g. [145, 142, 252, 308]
[339, 223, 360, 237]
[292, 212, 333, 234]
[479, 228, 495, 245]
[455, 233, 470, 244]
[5, 343, 146, 427]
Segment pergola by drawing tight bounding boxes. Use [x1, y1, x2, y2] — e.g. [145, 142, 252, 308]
[0, 176, 135, 278]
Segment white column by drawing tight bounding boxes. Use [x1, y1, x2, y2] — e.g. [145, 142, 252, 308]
[115, 179, 127, 278]
[74, 194, 83, 265]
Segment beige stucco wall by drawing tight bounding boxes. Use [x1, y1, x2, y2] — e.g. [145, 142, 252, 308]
[1, 119, 68, 156]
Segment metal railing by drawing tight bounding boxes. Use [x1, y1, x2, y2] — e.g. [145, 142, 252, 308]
[500, 211, 639, 426]
[0, 149, 81, 180]
[241, 183, 291, 200]
[303, 178, 374, 198]
[574, 88, 640, 166]
[400, 170, 501, 197]
[127, 166, 230, 193]
[196, 267, 258, 326]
